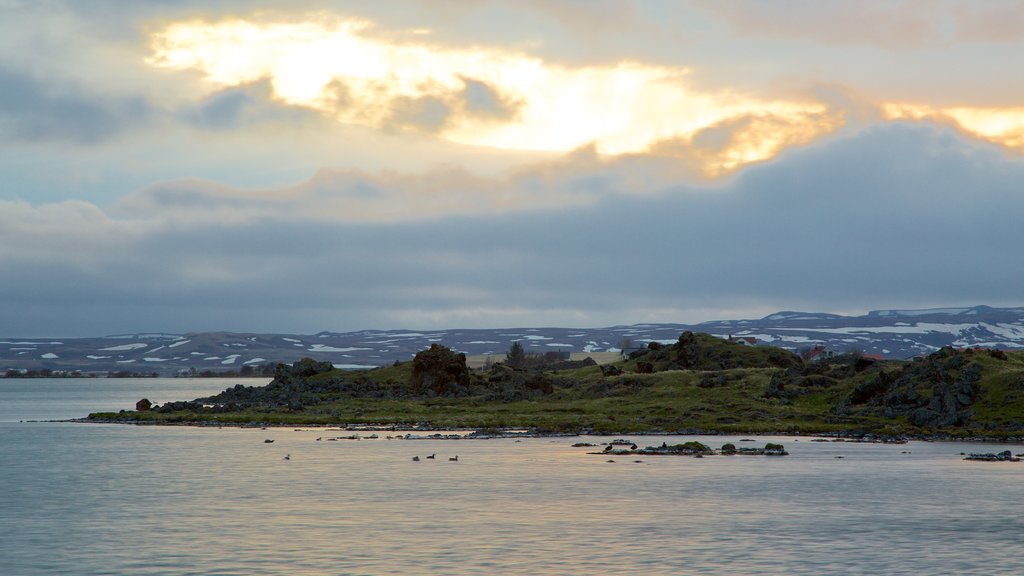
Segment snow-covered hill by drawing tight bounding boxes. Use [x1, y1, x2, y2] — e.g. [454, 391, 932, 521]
[4, 305, 1024, 375]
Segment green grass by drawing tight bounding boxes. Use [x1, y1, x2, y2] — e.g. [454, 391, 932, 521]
[87, 345, 1024, 437]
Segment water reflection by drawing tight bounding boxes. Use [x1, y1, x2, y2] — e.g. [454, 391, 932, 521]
[2, 423, 1022, 575]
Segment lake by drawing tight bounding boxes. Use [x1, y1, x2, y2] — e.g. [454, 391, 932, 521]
[1, 378, 1022, 575]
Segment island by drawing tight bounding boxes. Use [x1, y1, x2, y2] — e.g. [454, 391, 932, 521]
[87, 331, 1024, 439]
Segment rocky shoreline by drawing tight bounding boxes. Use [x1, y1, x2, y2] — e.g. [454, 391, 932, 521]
[66, 418, 1024, 445]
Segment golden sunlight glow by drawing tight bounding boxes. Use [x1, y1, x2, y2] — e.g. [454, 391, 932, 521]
[883, 103, 1024, 150]
[149, 16, 842, 176]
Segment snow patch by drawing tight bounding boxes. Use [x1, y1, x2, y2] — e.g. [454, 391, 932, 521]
[980, 323, 1024, 340]
[100, 343, 148, 352]
[243, 358, 266, 365]
[167, 339, 190, 348]
[308, 345, 373, 353]
[86, 355, 111, 360]
[143, 357, 169, 362]
[773, 323, 980, 336]
[873, 307, 970, 317]
[40, 353, 58, 359]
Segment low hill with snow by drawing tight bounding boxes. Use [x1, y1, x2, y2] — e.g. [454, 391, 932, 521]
[4, 305, 1024, 375]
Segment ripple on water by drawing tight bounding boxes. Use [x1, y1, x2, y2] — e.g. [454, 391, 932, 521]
[2, 422, 1023, 575]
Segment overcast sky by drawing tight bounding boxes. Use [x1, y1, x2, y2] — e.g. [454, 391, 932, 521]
[3, 0, 1024, 337]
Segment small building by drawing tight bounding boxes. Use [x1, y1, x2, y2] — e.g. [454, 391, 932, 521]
[803, 345, 835, 363]
[727, 336, 757, 346]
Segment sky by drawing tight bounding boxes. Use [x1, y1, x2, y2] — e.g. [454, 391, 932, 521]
[3, 0, 1024, 337]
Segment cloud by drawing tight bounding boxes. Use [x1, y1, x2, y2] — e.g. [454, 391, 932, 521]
[4, 121, 1024, 336]
[145, 15, 837, 172]
[883, 103, 1024, 152]
[380, 77, 521, 133]
[648, 106, 846, 176]
[953, 2, 1024, 42]
[180, 79, 324, 130]
[696, 1, 1024, 48]
[694, 0, 947, 48]
[0, 65, 153, 144]
[113, 149, 624, 224]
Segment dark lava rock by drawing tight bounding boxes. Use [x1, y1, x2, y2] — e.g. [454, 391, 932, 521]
[964, 450, 1020, 462]
[411, 344, 470, 397]
[601, 364, 623, 377]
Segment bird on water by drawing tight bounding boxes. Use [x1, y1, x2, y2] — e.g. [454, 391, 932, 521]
[449, 455, 458, 461]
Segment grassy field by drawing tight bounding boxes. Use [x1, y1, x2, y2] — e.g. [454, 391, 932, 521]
[88, 333, 1024, 437]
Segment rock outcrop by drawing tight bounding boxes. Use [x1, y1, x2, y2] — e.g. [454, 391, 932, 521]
[411, 344, 471, 397]
[836, 347, 983, 428]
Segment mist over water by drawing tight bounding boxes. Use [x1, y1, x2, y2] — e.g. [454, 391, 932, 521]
[2, 379, 1022, 575]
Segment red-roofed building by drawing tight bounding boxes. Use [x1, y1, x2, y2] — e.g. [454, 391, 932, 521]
[803, 345, 835, 362]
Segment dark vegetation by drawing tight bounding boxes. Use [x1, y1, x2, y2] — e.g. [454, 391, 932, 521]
[88, 332, 1024, 438]
[5, 369, 93, 378]
[2, 364, 276, 379]
[177, 364, 277, 378]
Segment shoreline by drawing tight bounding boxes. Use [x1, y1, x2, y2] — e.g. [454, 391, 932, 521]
[58, 417, 1024, 443]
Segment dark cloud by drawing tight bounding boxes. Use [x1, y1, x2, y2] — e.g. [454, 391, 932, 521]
[182, 80, 324, 130]
[3, 122, 1024, 336]
[0, 65, 153, 144]
[381, 77, 522, 133]
[460, 77, 521, 120]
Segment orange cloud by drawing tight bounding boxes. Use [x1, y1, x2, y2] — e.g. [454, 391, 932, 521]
[147, 15, 842, 178]
[883, 103, 1024, 151]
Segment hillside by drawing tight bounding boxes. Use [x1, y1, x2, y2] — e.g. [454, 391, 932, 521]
[88, 332, 1024, 438]
[6, 305, 1024, 376]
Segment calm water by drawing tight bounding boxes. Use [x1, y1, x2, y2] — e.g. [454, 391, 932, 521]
[1, 379, 1023, 575]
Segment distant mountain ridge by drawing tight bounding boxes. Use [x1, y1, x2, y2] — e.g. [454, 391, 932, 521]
[4, 305, 1024, 375]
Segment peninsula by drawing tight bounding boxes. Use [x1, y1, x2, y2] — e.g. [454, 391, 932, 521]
[88, 332, 1024, 438]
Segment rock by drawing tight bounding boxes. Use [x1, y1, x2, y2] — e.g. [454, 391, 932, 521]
[600, 364, 622, 377]
[964, 450, 1020, 462]
[135, 398, 152, 411]
[410, 344, 470, 396]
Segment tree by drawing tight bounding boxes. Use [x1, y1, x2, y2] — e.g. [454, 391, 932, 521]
[506, 341, 526, 368]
